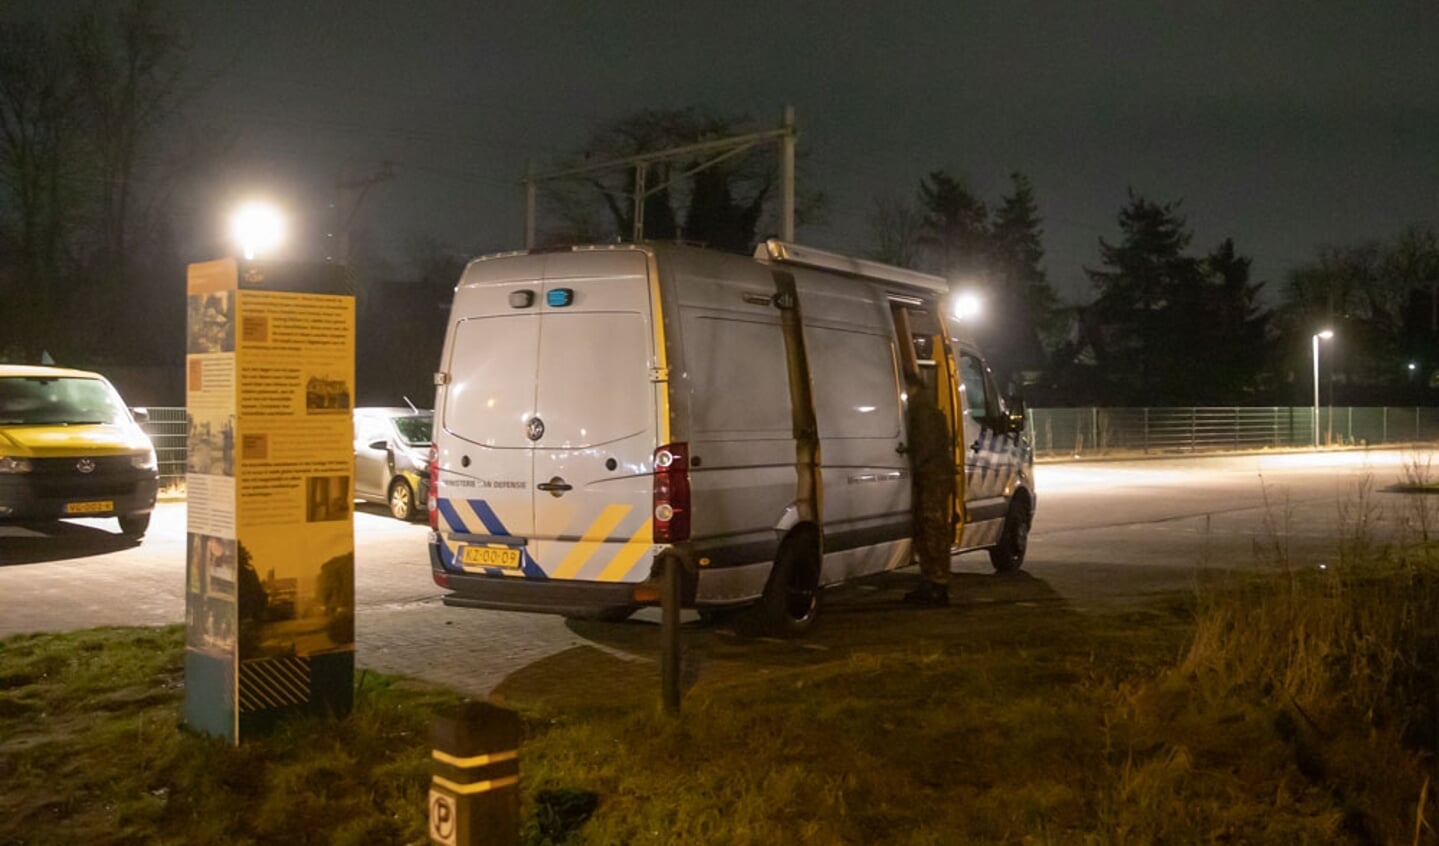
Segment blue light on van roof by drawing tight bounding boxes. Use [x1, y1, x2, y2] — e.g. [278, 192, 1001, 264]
[547, 288, 574, 307]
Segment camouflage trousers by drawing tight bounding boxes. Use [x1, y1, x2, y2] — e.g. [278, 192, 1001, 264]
[912, 487, 954, 586]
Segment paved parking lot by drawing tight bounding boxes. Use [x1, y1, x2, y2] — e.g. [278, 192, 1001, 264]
[2, 449, 1432, 700]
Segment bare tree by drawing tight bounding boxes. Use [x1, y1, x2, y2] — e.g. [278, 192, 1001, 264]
[67, 0, 186, 270]
[0, 21, 78, 360]
[542, 107, 823, 252]
[865, 193, 924, 268]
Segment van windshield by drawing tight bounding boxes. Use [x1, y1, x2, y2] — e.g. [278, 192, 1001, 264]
[0, 376, 131, 426]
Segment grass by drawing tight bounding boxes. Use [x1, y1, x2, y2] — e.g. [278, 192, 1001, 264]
[0, 628, 455, 845]
[2, 552, 1438, 844]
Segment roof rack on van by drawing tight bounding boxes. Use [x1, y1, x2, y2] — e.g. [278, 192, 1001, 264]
[754, 239, 949, 295]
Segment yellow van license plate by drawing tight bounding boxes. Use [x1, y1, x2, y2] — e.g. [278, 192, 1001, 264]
[461, 546, 521, 569]
[65, 500, 113, 515]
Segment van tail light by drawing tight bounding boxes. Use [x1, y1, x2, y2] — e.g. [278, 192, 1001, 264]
[652, 442, 690, 543]
[427, 446, 439, 530]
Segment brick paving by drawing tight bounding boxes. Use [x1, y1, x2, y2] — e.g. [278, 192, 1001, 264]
[2, 451, 1427, 703]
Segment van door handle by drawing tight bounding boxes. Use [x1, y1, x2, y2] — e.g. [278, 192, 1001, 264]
[537, 477, 573, 496]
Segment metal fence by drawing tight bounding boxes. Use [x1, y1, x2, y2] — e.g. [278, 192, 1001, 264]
[138, 405, 1439, 487]
[139, 406, 189, 488]
[1029, 406, 1439, 458]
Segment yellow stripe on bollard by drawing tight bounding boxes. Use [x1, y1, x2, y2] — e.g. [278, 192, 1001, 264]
[431, 748, 518, 769]
[432, 774, 521, 796]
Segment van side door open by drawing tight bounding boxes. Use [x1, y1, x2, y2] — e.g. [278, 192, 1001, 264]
[795, 271, 911, 583]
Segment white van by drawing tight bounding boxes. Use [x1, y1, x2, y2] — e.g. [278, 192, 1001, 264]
[427, 240, 1034, 634]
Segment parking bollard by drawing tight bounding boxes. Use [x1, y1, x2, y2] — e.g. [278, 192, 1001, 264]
[429, 701, 521, 846]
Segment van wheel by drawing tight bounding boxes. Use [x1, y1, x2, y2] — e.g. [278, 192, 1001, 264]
[118, 513, 151, 539]
[388, 479, 417, 521]
[739, 534, 820, 638]
[988, 496, 1032, 573]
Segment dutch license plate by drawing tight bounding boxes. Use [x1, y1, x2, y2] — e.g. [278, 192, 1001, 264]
[461, 545, 521, 569]
[65, 500, 114, 515]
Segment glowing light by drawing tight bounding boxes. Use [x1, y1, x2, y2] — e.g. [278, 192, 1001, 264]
[229, 201, 285, 260]
[951, 292, 982, 322]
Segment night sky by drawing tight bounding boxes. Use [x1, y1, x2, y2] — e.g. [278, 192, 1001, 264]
[15, 1, 1439, 302]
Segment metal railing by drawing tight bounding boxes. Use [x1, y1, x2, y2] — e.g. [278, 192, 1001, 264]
[137, 405, 1439, 487]
[1028, 406, 1439, 458]
[139, 407, 189, 488]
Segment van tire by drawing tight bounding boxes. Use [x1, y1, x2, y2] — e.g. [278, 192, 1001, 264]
[118, 513, 151, 539]
[988, 495, 1032, 573]
[738, 533, 820, 638]
[388, 479, 417, 521]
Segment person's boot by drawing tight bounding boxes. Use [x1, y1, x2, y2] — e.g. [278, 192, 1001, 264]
[903, 581, 950, 607]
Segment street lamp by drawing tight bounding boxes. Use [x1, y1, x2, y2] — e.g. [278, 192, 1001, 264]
[951, 291, 982, 322]
[229, 201, 286, 260]
[1312, 329, 1333, 447]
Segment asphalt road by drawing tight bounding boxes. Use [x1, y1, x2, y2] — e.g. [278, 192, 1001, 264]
[1, 447, 1433, 697]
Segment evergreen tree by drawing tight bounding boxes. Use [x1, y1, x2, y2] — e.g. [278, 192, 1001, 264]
[1085, 192, 1271, 403]
[1200, 238, 1269, 400]
[916, 169, 989, 279]
[990, 172, 1063, 374]
[1085, 191, 1203, 403]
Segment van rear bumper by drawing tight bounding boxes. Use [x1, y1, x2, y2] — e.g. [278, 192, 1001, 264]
[436, 570, 645, 617]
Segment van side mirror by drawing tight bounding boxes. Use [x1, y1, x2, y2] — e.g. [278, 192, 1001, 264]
[130, 407, 149, 424]
[1004, 395, 1027, 434]
[368, 439, 389, 451]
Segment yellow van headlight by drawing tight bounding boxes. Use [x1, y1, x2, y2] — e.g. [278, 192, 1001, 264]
[0, 456, 33, 474]
[131, 449, 158, 471]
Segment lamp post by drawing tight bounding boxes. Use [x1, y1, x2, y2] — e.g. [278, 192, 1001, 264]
[1312, 329, 1333, 447]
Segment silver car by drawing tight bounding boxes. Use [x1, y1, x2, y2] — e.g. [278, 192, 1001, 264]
[353, 407, 433, 521]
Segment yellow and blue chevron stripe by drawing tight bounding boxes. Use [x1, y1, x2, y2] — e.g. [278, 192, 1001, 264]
[435, 497, 655, 583]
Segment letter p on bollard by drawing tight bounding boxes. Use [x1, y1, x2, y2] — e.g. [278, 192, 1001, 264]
[429, 701, 521, 846]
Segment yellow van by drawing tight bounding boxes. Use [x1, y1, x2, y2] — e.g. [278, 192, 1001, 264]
[0, 365, 159, 538]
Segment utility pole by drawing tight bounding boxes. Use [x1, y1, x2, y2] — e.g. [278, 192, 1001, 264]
[524, 160, 537, 250]
[632, 164, 647, 243]
[330, 162, 395, 264]
[522, 106, 798, 248]
[781, 105, 796, 242]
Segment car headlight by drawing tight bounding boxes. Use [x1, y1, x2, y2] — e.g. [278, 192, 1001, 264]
[131, 449, 158, 471]
[0, 456, 33, 474]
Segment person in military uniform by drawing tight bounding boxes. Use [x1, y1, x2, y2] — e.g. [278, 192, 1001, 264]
[904, 376, 956, 606]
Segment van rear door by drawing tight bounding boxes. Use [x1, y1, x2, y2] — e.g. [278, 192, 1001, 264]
[436, 270, 543, 575]
[435, 250, 659, 585]
[529, 251, 658, 584]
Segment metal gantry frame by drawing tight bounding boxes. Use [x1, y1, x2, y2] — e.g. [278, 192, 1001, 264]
[523, 106, 797, 247]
